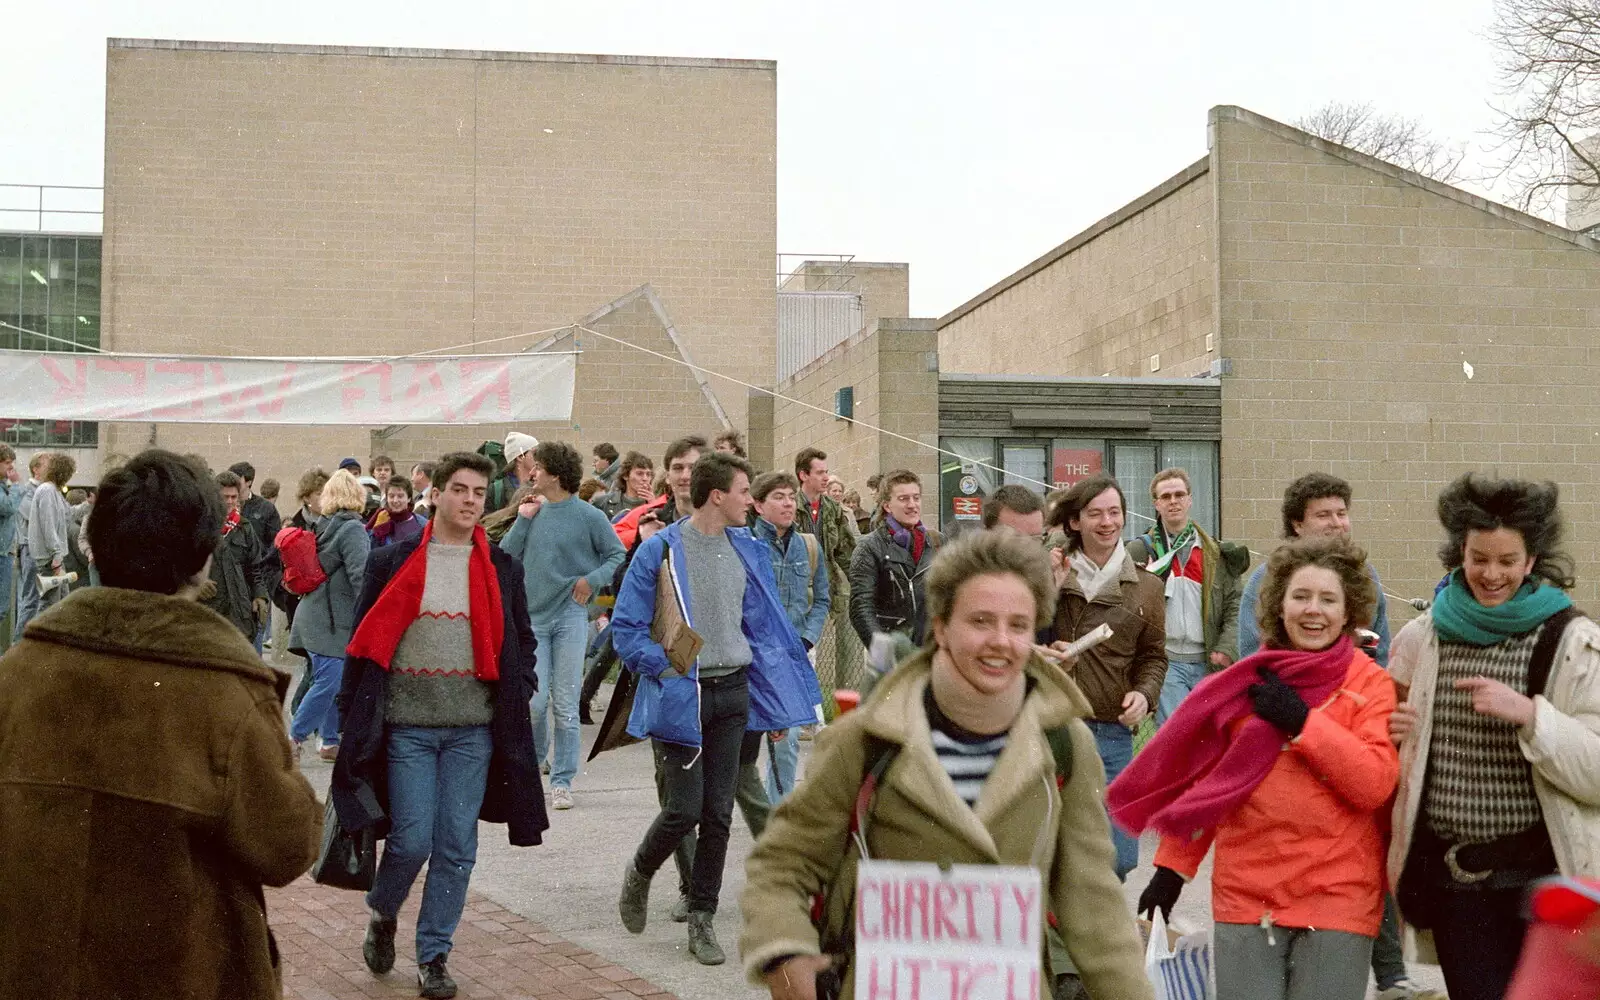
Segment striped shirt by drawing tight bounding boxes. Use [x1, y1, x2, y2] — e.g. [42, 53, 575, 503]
[924, 686, 1008, 808]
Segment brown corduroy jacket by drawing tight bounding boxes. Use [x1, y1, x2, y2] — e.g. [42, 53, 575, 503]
[0, 586, 322, 1000]
[1048, 554, 1169, 723]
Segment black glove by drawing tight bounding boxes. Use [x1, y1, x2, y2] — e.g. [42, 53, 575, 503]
[1249, 665, 1309, 737]
[1138, 866, 1184, 922]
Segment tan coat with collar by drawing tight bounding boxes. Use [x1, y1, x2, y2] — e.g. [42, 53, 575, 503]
[0, 587, 323, 999]
[739, 648, 1153, 1000]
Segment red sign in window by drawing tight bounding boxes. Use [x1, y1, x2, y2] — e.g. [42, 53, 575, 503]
[951, 496, 983, 520]
[1052, 448, 1103, 489]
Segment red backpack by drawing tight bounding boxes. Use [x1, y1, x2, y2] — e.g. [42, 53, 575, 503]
[275, 524, 327, 595]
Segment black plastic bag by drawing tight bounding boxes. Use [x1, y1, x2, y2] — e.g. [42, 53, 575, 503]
[310, 796, 375, 891]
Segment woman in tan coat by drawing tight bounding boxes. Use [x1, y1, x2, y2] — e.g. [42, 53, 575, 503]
[740, 530, 1151, 1000]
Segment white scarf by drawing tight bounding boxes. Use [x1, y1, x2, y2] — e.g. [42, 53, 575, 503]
[1069, 540, 1127, 603]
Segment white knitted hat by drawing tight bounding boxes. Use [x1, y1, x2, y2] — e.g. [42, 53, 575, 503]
[504, 432, 539, 465]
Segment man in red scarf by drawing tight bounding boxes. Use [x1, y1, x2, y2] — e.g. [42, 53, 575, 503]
[332, 452, 545, 1000]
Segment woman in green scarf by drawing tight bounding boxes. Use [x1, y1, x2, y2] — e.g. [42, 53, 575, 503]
[1386, 474, 1600, 1000]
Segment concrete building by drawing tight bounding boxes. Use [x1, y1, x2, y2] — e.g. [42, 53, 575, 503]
[776, 105, 1600, 612]
[101, 38, 776, 486]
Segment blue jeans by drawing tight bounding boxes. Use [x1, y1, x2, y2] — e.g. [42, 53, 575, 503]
[0, 552, 13, 650]
[1156, 658, 1207, 726]
[531, 602, 586, 790]
[289, 652, 344, 745]
[367, 725, 493, 965]
[764, 728, 800, 804]
[1085, 719, 1138, 880]
[14, 545, 40, 637]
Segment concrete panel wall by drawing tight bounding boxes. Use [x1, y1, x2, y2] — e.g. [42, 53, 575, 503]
[937, 161, 1215, 379]
[772, 318, 938, 512]
[1213, 106, 1600, 612]
[102, 40, 774, 492]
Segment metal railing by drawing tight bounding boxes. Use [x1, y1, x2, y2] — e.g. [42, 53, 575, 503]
[0, 184, 103, 233]
[777, 253, 858, 291]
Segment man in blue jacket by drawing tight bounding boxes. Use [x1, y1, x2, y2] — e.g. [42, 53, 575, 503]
[0, 446, 24, 648]
[611, 452, 819, 967]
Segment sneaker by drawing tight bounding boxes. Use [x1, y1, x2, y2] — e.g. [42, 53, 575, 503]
[1375, 982, 1447, 1000]
[687, 911, 726, 965]
[619, 862, 651, 934]
[552, 787, 574, 810]
[362, 909, 396, 974]
[318, 743, 339, 762]
[417, 956, 457, 999]
[671, 894, 691, 923]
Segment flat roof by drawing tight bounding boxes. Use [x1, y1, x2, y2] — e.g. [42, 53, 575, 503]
[107, 38, 775, 72]
[941, 372, 1220, 389]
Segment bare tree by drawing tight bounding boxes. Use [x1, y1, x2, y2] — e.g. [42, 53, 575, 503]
[1489, 0, 1600, 215]
[1296, 101, 1467, 183]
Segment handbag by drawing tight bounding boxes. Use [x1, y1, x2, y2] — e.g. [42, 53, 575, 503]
[310, 796, 375, 891]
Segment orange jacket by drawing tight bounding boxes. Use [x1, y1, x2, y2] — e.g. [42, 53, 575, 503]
[1155, 649, 1399, 937]
[612, 493, 670, 551]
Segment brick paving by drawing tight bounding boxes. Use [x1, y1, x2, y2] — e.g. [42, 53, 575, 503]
[270, 876, 678, 1000]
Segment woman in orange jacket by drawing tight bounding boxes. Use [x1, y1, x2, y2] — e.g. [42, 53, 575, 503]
[1108, 535, 1400, 1000]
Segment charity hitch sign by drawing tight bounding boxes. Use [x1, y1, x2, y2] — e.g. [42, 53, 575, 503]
[0, 350, 578, 425]
[855, 861, 1042, 1000]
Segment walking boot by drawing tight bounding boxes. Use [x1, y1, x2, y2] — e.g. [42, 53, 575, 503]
[417, 956, 457, 999]
[619, 861, 651, 934]
[687, 911, 726, 965]
[362, 908, 396, 974]
[671, 894, 691, 923]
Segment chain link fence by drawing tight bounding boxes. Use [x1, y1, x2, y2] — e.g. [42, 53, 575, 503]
[814, 609, 868, 715]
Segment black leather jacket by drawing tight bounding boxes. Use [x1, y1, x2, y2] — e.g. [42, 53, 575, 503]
[848, 522, 940, 647]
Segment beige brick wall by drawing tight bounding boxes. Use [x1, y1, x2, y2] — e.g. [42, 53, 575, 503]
[102, 39, 774, 493]
[937, 160, 1215, 379]
[772, 318, 939, 512]
[1213, 106, 1600, 612]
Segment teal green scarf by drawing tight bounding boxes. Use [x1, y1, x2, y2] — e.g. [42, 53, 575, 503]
[1431, 569, 1573, 646]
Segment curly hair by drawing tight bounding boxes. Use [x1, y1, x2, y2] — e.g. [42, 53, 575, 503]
[532, 441, 585, 494]
[1280, 472, 1351, 539]
[1257, 535, 1378, 649]
[925, 528, 1057, 645]
[1435, 473, 1575, 590]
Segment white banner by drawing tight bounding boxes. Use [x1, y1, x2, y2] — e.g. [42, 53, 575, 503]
[855, 860, 1043, 1000]
[0, 350, 577, 425]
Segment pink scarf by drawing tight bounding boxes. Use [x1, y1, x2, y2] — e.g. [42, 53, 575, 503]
[1107, 635, 1353, 837]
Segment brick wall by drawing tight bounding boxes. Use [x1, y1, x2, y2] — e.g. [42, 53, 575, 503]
[772, 318, 939, 511]
[937, 160, 1215, 379]
[102, 40, 774, 493]
[1214, 106, 1600, 612]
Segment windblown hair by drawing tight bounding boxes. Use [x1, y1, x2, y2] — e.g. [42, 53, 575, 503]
[319, 469, 368, 516]
[532, 441, 585, 494]
[925, 529, 1056, 645]
[1436, 473, 1575, 590]
[1257, 535, 1378, 650]
[1046, 475, 1125, 553]
[1280, 472, 1351, 539]
[45, 452, 77, 488]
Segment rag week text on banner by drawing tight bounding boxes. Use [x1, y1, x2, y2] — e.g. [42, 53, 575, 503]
[855, 861, 1042, 1000]
[0, 350, 578, 425]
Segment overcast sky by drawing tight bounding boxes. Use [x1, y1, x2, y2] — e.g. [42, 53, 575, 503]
[3, 0, 1506, 316]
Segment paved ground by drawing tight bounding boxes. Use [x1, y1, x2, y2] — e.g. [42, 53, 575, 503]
[278, 650, 1445, 999]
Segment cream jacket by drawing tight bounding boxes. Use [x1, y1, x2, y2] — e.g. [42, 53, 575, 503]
[1388, 612, 1600, 957]
[738, 649, 1152, 1000]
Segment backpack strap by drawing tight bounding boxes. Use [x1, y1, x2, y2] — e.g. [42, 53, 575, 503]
[1528, 606, 1584, 699]
[816, 733, 900, 955]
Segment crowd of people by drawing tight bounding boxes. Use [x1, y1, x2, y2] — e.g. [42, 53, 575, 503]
[0, 430, 1596, 1000]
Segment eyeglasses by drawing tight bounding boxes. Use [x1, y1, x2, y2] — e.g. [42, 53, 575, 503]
[1155, 491, 1190, 503]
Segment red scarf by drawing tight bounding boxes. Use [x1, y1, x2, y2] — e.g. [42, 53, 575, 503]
[221, 507, 241, 537]
[1106, 635, 1353, 837]
[345, 520, 504, 681]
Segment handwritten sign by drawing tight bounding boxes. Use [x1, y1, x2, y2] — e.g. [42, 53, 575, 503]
[855, 861, 1042, 1000]
[0, 350, 577, 425]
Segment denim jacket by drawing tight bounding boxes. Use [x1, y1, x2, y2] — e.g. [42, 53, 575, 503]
[611, 520, 822, 747]
[752, 517, 830, 648]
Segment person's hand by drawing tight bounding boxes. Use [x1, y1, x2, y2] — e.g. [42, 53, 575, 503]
[5, 467, 18, 484]
[1040, 641, 1078, 672]
[1118, 690, 1149, 727]
[763, 954, 833, 1000]
[1138, 866, 1185, 922]
[768, 729, 788, 743]
[252, 597, 271, 623]
[1210, 651, 1233, 669]
[1249, 666, 1310, 737]
[1389, 702, 1419, 747]
[518, 496, 544, 519]
[639, 512, 664, 542]
[1456, 676, 1536, 728]
[572, 578, 593, 604]
[1048, 547, 1070, 589]
[197, 578, 218, 601]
